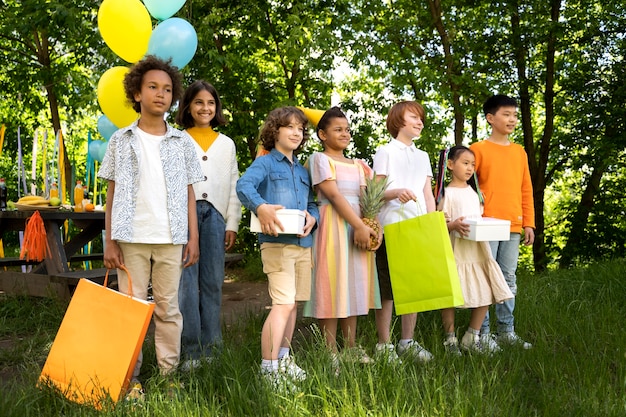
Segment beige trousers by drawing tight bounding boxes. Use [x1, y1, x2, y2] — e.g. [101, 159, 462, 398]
[117, 242, 183, 376]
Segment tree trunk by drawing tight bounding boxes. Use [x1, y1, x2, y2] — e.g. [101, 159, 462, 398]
[510, 0, 561, 272]
[427, 0, 465, 145]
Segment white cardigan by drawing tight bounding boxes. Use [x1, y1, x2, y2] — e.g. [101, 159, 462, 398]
[190, 132, 242, 232]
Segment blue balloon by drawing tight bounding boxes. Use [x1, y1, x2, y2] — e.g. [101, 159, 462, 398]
[97, 115, 118, 140]
[88, 140, 103, 161]
[97, 140, 109, 163]
[147, 18, 197, 69]
[143, 0, 186, 21]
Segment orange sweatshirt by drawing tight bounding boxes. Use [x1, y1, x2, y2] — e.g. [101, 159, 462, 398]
[469, 140, 535, 233]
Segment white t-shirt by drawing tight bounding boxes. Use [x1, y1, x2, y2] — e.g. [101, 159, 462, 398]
[133, 128, 172, 243]
[373, 138, 433, 226]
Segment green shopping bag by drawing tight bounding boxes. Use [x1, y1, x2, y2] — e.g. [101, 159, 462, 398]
[384, 211, 464, 315]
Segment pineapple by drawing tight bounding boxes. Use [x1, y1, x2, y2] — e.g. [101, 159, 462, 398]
[359, 173, 389, 249]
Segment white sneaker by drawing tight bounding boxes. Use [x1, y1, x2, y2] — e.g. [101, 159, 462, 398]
[461, 332, 486, 354]
[261, 369, 297, 393]
[375, 343, 402, 364]
[496, 332, 533, 349]
[443, 336, 462, 356]
[344, 346, 374, 364]
[180, 359, 202, 372]
[397, 340, 433, 362]
[278, 355, 307, 381]
[479, 333, 502, 353]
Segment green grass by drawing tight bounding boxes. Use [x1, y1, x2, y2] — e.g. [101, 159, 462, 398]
[1, 260, 625, 416]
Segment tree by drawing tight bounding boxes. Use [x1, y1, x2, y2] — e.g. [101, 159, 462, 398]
[0, 0, 104, 196]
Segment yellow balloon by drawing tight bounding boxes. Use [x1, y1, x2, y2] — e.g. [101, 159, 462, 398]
[97, 67, 138, 129]
[297, 107, 326, 127]
[98, 0, 152, 63]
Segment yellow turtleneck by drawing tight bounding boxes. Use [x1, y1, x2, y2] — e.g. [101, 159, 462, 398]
[186, 126, 219, 152]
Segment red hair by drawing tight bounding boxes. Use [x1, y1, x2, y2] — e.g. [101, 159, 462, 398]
[386, 101, 425, 138]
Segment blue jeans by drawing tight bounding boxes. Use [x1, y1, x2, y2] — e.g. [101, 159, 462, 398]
[179, 201, 226, 360]
[481, 233, 520, 335]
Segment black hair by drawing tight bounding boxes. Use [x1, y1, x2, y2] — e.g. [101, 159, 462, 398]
[316, 106, 348, 135]
[176, 80, 227, 129]
[483, 94, 518, 118]
[434, 145, 482, 205]
[123, 55, 183, 113]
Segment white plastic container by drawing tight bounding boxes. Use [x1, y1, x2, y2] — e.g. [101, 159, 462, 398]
[250, 209, 306, 235]
[462, 217, 511, 241]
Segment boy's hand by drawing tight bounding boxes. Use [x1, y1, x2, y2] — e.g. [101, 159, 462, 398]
[103, 240, 124, 270]
[523, 226, 535, 245]
[298, 211, 317, 237]
[395, 188, 417, 204]
[256, 203, 285, 236]
[182, 237, 199, 267]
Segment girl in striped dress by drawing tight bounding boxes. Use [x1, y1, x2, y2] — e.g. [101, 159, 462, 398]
[304, 107, 381, 363]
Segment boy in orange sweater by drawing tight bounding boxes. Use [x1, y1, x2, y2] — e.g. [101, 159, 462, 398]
[469, 94, 535, 351]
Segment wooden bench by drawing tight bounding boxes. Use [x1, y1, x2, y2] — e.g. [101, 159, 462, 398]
[0, 257, 40, 267]
[0, 268, 115, 300]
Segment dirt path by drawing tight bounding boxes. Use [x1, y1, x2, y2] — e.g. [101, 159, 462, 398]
[221, 279, 270, 324]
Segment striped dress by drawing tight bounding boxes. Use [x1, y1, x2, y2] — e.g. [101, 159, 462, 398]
[303, 153, 381, 319]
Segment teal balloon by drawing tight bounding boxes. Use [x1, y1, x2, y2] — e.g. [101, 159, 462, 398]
[97, 115, 118, 140]
[147, 18, 197, 69]
[142, 0, 185, 21]
[97, 140, 109, 162]
[89, 141, 103, 161]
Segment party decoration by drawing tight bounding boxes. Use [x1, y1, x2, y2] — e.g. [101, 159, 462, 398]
[97, 67, 138, 129]
[97, 141, 109, 163]
[89, 141, 103, 162]
[98, 0, 152, 63]
[147, 18, 198, 69]
[97, 115, 118, 140]
[297, 107, 326, 127]
[143, 0, 186, 21]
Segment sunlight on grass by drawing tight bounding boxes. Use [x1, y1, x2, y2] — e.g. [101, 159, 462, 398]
[0, 260, 625, 416]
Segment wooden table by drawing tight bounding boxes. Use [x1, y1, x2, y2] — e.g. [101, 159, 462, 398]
[0, 209, 106, 298]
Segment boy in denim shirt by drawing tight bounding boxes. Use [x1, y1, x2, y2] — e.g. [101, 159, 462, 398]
[237, 107, 318, 391]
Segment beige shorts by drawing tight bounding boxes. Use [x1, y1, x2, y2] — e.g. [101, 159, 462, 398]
[260, 243, 312, 305]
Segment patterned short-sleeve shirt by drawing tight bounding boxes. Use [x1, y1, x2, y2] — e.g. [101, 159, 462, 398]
[98, 121, 204, 244]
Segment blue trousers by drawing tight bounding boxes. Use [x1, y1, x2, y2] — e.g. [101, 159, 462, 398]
[179, 201, 226, 359]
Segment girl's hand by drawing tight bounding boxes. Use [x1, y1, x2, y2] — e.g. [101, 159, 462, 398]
[353, 224, 374, 251]
[371, 221, 384, 251]
[449, 216, 470, 237]
[103, 240, 124, 270]
[298, 211, 317, 237]
[224, 230, 237, 251]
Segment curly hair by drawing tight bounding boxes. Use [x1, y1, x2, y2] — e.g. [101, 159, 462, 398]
[258, 107, 309, 153]
[386, 101, 425, 138]
[176, 80, 227, 129]
[123, 55, 183, 113]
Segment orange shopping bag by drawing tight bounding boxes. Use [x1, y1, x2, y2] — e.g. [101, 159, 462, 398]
[39, 266, 154, 408]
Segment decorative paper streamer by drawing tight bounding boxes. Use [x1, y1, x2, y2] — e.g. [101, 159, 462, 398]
[17, 127, 28, 197]
[31, 129, 39, 195]
[0, 124, 6, 156]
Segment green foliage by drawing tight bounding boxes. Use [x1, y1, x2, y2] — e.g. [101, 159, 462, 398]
[0, 0, 625, 270]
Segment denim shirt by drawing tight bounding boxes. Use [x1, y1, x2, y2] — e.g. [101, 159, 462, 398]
[98, 121, 204, 244]
[236, 148, 319, 247]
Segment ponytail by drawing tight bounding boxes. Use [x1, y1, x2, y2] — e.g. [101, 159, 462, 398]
[435, 145, 484, 205]
[434, 148, 449, 205]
